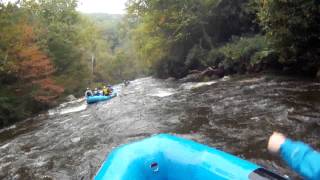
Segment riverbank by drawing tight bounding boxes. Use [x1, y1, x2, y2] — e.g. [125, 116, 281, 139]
[0, 92, 80, 129]
[174, 64, 320, 85]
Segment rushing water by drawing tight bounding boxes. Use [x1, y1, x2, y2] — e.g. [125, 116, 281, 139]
[0, 75, 320, 179]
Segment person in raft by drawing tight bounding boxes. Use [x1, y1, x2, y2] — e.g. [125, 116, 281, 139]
[85, 88, 93, 98]
[102, 86, 109, 96]
[98, 87, 103, 96]
[93, 88, 99, 96]
[268, 132, 320, 179]
[105, 85, 113, 96]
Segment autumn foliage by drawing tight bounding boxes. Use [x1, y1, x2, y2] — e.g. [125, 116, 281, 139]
[0, 1, 91, 127]
[17, 25, 64, 103]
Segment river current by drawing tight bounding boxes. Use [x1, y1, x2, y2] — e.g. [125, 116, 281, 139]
[0, 75, 319, 179]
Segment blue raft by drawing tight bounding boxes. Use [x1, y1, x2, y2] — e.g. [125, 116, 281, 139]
[95, 134, 286, 180]
[86, 92, 117, 104]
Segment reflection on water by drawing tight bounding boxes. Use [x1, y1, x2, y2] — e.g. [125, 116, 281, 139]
[0, 75, 320, 179]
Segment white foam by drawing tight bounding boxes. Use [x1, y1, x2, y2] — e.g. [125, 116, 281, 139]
[59, 104, 87, 115]
[0, 125, 16, 133]
[59, 98, 85, 107]
[48, 110, 55, 116]
[59, 118, 72, 124]
[0, 143, 10, 149]
[221, 76, 231, 81]
[33, 160, 47, 167]
[180, 80, 218, 90]
[71, 137, 81, 143]
[238, 77, 265, 83]
[149, 88, 176, 97]
[80, 114, 90, 118]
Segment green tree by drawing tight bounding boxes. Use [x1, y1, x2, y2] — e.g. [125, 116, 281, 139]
[127, 0, 260, 78]
[258, 0, 320, 75]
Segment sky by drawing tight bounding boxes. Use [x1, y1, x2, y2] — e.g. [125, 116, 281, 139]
[77, 0, 127, 14]
[2, 0, 127, 14]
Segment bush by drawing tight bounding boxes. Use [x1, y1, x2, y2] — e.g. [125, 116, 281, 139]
[205, 48, 225, 67]
[218, 35, 269, 73]
[185, 44, 209, 70]
[0, 94, 29, 127]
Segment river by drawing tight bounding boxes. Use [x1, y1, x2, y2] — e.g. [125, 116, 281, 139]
[0, 75, 319, 179]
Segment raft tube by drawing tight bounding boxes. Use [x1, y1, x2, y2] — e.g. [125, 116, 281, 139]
[95, 134, 286, 180]
[86, 92, 117, 104]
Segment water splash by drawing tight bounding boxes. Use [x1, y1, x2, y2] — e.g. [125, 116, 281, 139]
[148, 88, 176, 97]
[179, 80, 218, 90]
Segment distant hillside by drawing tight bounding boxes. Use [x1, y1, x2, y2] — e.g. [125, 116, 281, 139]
[83, 13, 124, 51]
[84, 13, 123, 27]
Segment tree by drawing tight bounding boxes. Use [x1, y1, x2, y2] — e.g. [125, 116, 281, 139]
[127, 0, 259, 77]
[0, 2, 25, 78]
[258, 0, 320, 75]
[17, 24, 64, 103]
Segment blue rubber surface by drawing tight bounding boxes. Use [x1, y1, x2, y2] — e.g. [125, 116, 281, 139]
[95, 134, 260, 180]
[86, 92, 117, 104]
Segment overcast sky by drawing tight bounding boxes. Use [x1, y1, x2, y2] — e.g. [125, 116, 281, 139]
[77, 0, 127, 14]
[2, 0, 127, 14]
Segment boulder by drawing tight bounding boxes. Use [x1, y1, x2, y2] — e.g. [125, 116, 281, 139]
[165, 77, 176, 82]
[179, 73, 202, 83]
[179, 67, 225, 83]
[189, 69, 202, 74]
[209, 74, 220, 81]
[317, 68, 320, 80]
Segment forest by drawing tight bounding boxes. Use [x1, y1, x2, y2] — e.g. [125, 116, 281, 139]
[0, 0, 143, 127]
[0, 0, 319, 127]
[126, 0, 320, 78]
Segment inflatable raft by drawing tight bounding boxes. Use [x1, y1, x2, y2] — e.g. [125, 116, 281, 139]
[95, 134, 286, 180]
[86, 92, 117, 104]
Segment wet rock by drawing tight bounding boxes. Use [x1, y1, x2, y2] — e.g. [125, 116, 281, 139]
[200, 67, 215, 77]
[214, 68, 225, 78]
[165, 77, 176, 82]
[179, 73, 203, 83]
[209, 75, 220, 81]
[316, 68, 320, 80]
[179, 67, 225, 83]
[65, 95, 77, 102]
[189, 69, 202, 74]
